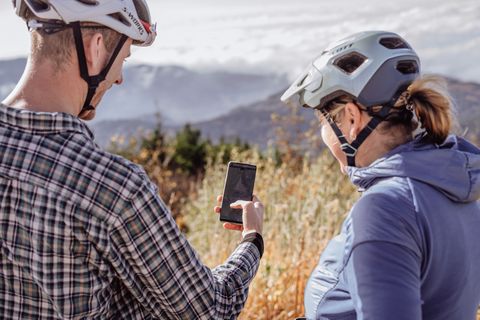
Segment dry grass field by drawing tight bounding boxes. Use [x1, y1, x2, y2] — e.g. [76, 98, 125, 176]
[183, 149, 358, 319]
[181, 148, 480, 319]
[117, 116, 480, 319]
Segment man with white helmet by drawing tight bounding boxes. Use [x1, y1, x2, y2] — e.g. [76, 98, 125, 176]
[0, 1, 264, 319]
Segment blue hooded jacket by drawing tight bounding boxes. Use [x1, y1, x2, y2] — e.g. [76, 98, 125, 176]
[304, 135, 480, 320]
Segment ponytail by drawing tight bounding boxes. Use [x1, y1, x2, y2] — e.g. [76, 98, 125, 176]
[406, 75, 455, 144]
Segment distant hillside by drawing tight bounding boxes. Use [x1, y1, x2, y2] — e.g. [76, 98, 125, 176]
[0, 58, 26, 99]
[2, 59, 477, 148]
[446, 77, 480, 141]
[90, 76, 480, 149]
[99, 64, 288, 124]
[0, 58, 288, 124]
[189, 93, 306, 149]
[190, 77, 480, 148]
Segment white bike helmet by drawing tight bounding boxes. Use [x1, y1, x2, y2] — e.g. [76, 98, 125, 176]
[281, 31, 420, 167]
[13, 0, 156, 46]
[12, 0, 157, 117]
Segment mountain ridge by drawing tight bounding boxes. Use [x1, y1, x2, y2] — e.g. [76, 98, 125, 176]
[0, 58, 289, 125]
[0, 58, 478, 147]
[91, 76, 480, 148]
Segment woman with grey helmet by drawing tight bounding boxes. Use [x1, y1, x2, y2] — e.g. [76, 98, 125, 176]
[282, 31, 480, 320]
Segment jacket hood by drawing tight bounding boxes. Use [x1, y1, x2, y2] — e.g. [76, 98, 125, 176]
[347, 135, 480, 203]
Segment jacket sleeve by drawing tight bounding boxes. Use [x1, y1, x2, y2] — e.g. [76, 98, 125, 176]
[345, 189, 423, 320]
[107, 178, 262, 319]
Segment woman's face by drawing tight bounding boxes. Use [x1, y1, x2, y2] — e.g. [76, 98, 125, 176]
[316, 108, 348, 174]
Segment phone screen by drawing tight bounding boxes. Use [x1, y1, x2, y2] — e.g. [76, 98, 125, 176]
[220, 162, 257, 224]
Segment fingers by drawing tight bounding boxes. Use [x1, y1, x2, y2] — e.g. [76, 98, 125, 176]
[214, 194, 262, 234]
[223, 223, 243, 231]
[214, 195, 223, 215]
[252, 194, 263, 209]
[230, 200, 250, 209]
[230, 202, 240, 209]
[217, 195, 260, 209]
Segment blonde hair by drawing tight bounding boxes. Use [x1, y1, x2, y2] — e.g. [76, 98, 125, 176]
[328, 75, 455, 145]
[26, 10, 120, 71]
[405, 75, 455, 144]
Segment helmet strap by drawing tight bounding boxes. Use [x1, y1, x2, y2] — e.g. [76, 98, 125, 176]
[320, 104, 392, 167]
[71, 22, 128, 117]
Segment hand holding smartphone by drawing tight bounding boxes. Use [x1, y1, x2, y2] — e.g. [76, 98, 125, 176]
[220, 161, 257, 225]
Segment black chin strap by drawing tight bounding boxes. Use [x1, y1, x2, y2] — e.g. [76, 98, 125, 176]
[71, 22, 128, 117]
[321, 105, 392, 167]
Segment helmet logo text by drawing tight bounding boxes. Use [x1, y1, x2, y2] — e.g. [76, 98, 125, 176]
[123, 7, 144, 35]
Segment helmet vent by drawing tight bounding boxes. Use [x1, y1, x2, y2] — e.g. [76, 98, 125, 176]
[77, 0, 99, 5]
[27, 0, 49, 12]
[379, 37, 410, 49]
[333, 52, 367, 74]
[133, 0, 152, 23]
[108, 13, 131, 27]
[396, 60, 419, 74]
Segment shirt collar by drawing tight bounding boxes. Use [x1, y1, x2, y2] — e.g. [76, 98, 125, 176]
[0, 104, 95, 140]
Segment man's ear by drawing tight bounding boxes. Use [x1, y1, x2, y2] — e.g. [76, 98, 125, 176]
[83, 32, 107, 75]
[344, 102, 363, 140]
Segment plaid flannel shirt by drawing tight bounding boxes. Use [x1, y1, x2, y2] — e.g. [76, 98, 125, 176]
[0, 105, 262, 319]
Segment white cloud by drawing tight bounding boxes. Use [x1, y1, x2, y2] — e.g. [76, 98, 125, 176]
[1, 0, 479, 82]
[0, 8, 30, 59]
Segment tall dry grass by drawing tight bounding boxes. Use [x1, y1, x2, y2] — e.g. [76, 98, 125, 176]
[112, 106, 480, 319]
[183, 148, 480, 319]
[183, 148, 358, 319]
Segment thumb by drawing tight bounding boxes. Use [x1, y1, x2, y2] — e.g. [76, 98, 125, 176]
[230, 200, 244, 208]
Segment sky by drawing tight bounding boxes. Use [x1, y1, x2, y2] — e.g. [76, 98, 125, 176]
[1, 0, 479, 83]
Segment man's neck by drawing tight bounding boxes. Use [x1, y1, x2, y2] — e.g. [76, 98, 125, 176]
[2, 57, 85, 116]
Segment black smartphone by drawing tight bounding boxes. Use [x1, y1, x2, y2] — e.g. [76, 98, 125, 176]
[220, 161, 257, 225]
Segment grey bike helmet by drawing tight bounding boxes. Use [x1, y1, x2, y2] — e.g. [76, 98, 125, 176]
[281, 31, 420, 167]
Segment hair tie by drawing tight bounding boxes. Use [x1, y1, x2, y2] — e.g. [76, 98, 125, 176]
[402, 88, 416, 111]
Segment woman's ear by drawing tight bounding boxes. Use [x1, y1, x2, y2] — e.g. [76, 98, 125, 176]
[83, 32, 107, 75]
[344, 102, 363, 141]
